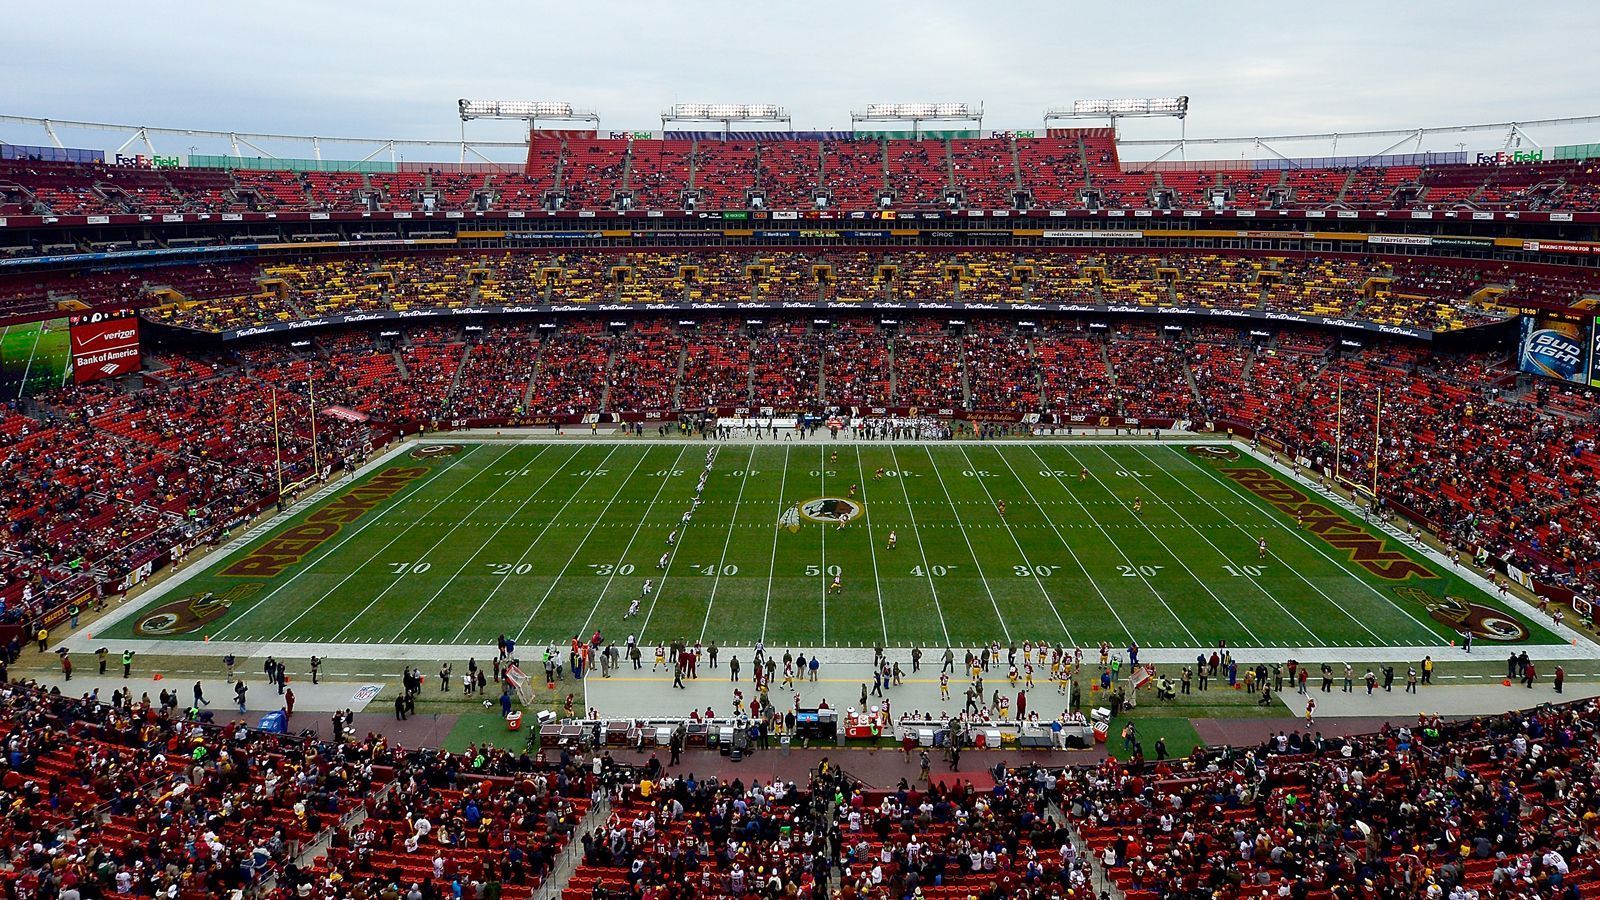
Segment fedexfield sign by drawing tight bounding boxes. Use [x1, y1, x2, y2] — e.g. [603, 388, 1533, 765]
[1475, 150, 1544, 165]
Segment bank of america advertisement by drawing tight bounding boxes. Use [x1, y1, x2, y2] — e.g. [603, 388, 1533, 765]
[69, 315, 141, 384]
[1519, 314, 1591, 384]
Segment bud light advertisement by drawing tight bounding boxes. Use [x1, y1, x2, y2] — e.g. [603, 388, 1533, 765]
[1593, 316, 1600, 388]
[1518, 314, 1591, 384]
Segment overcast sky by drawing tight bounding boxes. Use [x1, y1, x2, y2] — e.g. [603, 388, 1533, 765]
[5, 1, 1599, 160]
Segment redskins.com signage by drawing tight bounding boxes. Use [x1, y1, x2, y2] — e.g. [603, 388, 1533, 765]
[70, 315, 142, 384]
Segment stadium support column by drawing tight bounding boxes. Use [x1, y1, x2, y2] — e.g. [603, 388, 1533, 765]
[1333, 376, 1343, 483]
[1371, 386, 1382, 500]
[272, 387, 284, 501]
[308, 360, 320, 479]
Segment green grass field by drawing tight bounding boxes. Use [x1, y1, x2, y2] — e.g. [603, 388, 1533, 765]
[0, 318, 72, 399]
[103, 439, 1556, 650]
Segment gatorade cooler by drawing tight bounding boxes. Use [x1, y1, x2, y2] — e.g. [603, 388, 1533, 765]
[506, 711, 523, 731]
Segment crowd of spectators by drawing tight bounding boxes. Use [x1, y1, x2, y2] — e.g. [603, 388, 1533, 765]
[566, 756, 1089, 900]
[7, 299, 1600, 637]
[0, 679, 381, 899]
[143, 250, 1517, 336]
[8, 651, 1600, 900]
[16, 143, 1600, 223]
[1075, 699, 1600, 900]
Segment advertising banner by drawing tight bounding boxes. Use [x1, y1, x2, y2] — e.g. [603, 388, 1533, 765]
[1593, 316, 1600, 387]
[70, 316, 141, 384]
[209, 299, 1440, 341]
[1518, 314, 1590, 383]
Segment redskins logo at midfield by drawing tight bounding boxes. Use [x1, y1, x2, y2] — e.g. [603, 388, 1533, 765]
[1185, 445, 1240, 462]
[799, 497, 865, 524]
[409, 444, 464, 460]
[135, 584, 264, 636]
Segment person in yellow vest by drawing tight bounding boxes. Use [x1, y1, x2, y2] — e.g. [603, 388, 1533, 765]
[1421, 655, 1434, 685]
[36, 627, 48, 653]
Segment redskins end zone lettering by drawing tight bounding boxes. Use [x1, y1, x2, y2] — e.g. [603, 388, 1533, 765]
[1221, 466, 1435, 581]
[223, 466, 428, 577]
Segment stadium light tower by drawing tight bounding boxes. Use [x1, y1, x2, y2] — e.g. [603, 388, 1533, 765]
[1046, 97, 1190, 164]
[660, 104, 791, 139]
[1045, 97, 1189, 125]
[456, 99, 601, 162]
[850, 102, 983, 139]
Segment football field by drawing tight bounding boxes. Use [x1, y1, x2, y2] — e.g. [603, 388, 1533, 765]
[0, 318, 72, 399]
[101, 438, 1557, 651]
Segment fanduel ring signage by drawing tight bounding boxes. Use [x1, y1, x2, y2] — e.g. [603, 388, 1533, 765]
[200, 300, 1443, 341]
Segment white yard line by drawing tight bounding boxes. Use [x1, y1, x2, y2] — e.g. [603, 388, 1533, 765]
[989, 443, 1135, 642]
[17, 324, 42, 395]
[1059, 444, 1262, 644]
[515, 445, 664, 642]
[219, 443, 485, 636]
[324, 444, 530, 642]
[959, 445, 1077, 646]
[1024, 443, 1201, 644]
[699, 446, 758, 642]
[921, 444, 1011, 643]
[594, 444, 695, 639]
[1093, 445, 1322, 645]
[887, 445, 951, 646]
[850, 446, 890, 645]
[451, 447, 629, 642]
[442, 445, 631, 642]
[819, 445, 829, 645]
[1174, 444, 1460, 643]
[1134, 444, 1387, 644]
[246, 441, 499, 637]
[758, 446, 792, 643]
[391, 444, 583, 640]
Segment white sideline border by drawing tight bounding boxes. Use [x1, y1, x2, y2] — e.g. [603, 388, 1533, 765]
[1236, 442, 1599, 657]
[65, 433, 1600, 663]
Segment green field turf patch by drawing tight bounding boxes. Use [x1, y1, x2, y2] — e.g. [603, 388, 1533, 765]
[1103, 717, 1204, 761]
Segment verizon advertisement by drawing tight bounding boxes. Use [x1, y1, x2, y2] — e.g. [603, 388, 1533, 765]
[70, 316, 141, 383]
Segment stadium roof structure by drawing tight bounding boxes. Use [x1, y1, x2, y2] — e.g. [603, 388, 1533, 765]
[5, 108, 1600, 166]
